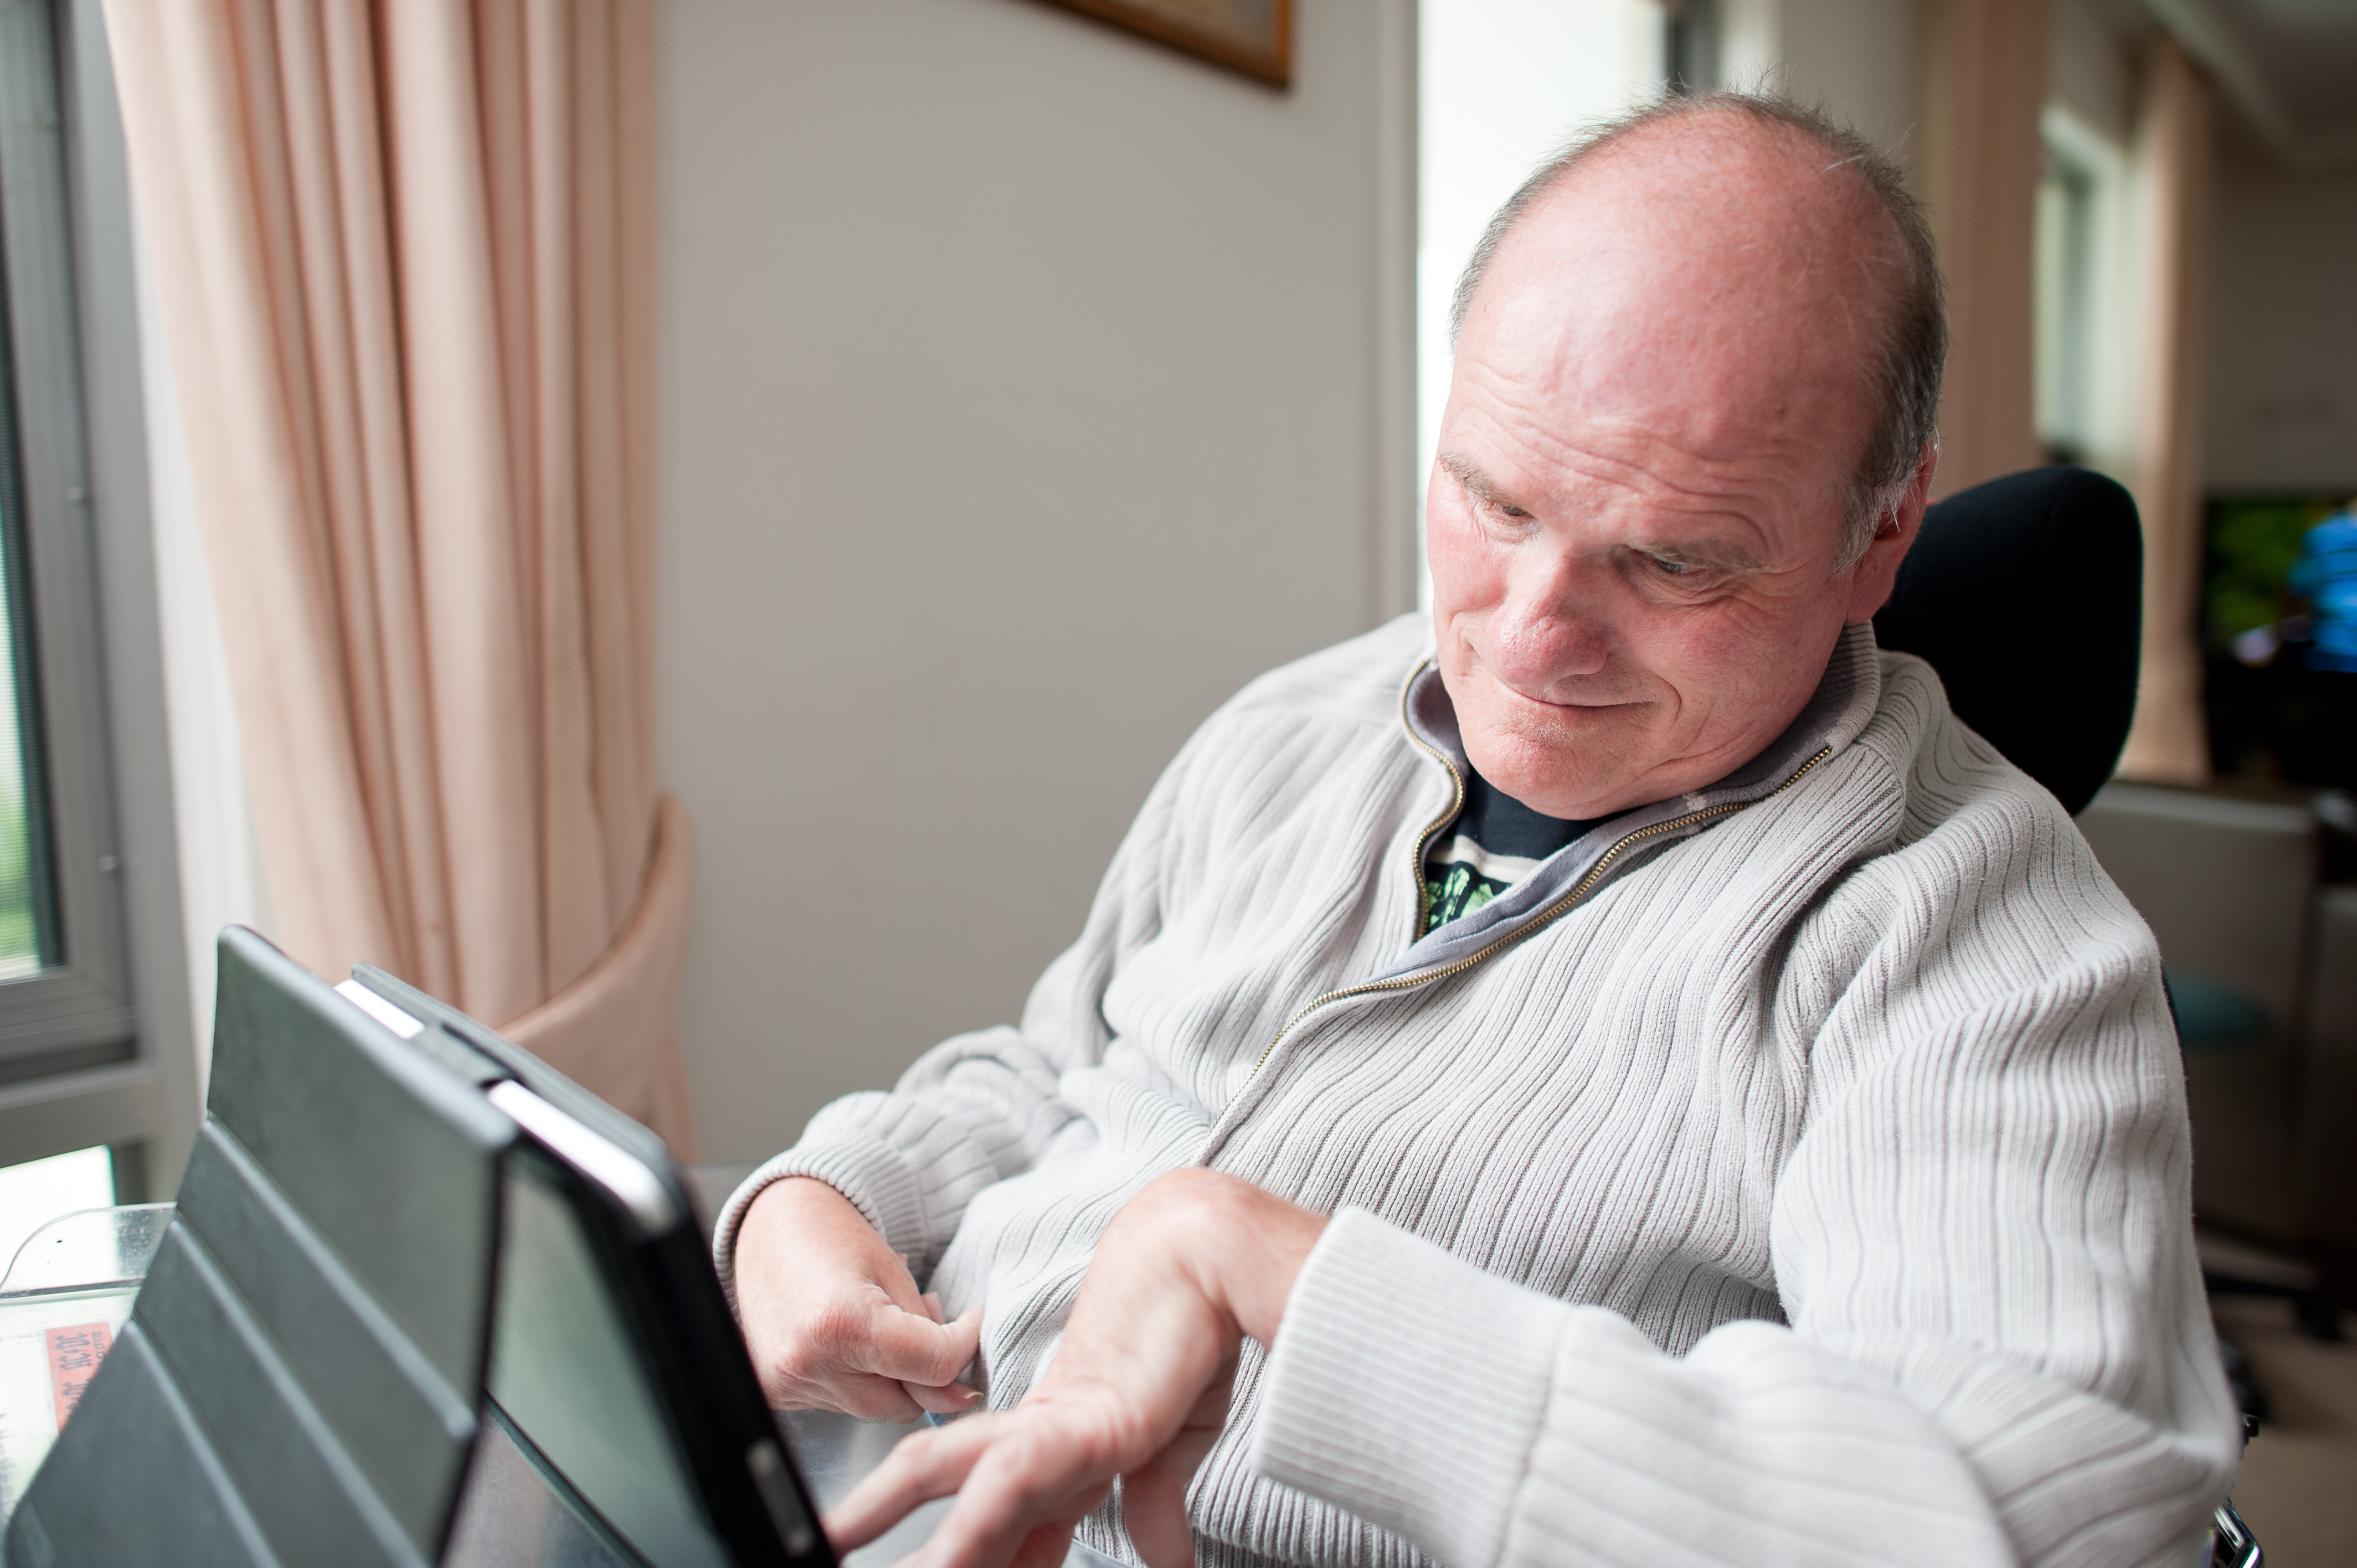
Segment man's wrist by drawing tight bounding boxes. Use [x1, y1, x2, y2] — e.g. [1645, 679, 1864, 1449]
[1138, 1170, 1324, 1347]
[742, 1175, 847, 1244]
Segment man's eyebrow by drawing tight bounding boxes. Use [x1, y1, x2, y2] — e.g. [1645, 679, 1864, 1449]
[1642, 536, 1770, 570]
[1442, 448, 1774, 569]
[1438, 450, 1518, 508]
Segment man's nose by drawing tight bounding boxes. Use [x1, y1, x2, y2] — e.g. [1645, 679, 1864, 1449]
[1486, 557, 1610, 689]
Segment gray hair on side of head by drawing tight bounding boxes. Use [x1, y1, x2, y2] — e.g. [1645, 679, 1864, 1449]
[1447, 90, 1947, 571]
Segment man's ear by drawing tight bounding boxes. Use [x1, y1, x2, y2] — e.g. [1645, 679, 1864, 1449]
[1844, 442, 1938, 623]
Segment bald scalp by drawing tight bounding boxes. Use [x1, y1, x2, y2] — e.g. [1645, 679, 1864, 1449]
[1451, 95, 1946, 568]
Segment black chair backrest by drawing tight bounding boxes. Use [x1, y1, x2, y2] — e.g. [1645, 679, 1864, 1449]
[1873, 466, 2143, 816]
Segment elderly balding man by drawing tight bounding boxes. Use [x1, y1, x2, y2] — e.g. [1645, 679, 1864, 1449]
[721, 94, 2240, 1568]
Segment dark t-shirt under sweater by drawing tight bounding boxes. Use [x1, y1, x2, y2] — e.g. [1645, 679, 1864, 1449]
[1423, 766, 1605, 933]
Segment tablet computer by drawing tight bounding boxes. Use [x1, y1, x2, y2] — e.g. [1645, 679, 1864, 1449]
[337, 968, 827, 1568]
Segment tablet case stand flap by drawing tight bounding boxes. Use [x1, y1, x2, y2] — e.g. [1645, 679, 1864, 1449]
[5, 928, 515, 1567]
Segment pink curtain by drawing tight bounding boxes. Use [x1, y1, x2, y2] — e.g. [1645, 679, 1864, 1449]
[1919, 0, 2051, 498]
[2116, 36, 2216, 787]
[105, 0, 695, 1153]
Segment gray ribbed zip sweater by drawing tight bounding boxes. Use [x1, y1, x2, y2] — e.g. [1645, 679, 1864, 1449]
[718, 614, 2238, 1568]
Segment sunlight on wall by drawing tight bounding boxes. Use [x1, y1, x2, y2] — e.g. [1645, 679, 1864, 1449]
[1417, 0, 1668, 607]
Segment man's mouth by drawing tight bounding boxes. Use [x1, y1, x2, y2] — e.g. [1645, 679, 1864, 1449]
[1459, 645, 1648, 714]
[1496, 680, 1645, 714]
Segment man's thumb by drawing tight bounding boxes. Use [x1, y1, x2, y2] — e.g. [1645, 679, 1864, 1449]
[867, 1300, 983, 1388]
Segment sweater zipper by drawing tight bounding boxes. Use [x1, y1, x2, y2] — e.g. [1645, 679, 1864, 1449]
[1198, 737, 1834, 1156]
[1401, 661, 1466, 941]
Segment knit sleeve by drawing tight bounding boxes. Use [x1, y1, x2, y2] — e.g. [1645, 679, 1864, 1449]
[1253, 793, 2243, 1567]
[1257, 1211, 2019, 1568]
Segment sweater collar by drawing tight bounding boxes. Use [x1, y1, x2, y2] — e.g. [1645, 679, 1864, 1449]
[1390, 623, 1883, 966]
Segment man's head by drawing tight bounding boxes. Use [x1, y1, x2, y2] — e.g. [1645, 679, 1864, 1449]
[1430, 94, 1946, 820]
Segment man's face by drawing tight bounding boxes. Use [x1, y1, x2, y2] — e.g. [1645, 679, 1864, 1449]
[1429, 121, 1932, 820]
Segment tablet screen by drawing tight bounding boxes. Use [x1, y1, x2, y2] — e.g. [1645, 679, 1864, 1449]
[481, 1144, 733, 1568]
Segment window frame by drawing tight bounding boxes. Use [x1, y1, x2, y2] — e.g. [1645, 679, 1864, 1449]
[0, 0, 161, 1173]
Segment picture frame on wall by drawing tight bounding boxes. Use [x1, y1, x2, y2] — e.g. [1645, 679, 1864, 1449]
[1036, 0, 1293, 87]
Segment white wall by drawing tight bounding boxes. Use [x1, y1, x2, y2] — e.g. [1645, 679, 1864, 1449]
[2204, 145, 2357, 493]
[655, 0, 1416, 1161]
[2046, 0, 2139, 147]
[1720, 0, 1919, 158]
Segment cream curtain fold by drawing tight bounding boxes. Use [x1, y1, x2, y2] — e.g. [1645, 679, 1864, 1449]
[105, 0, 694, 1153]
[1917, 0, 2051, 498]
[2116, 36, 2216, 787]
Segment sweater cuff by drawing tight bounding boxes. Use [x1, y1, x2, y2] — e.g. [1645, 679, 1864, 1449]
[1252, 1209, 1567, 1568]
[709, 1131, 930, 1316]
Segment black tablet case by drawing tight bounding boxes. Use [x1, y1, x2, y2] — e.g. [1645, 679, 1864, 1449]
[8, 929, 827, 1568]
[346, 967, 822, 1568]
[7, 927, 511, 1567]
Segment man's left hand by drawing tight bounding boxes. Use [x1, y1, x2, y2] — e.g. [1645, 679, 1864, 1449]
[825, 1169, 1326, 1568]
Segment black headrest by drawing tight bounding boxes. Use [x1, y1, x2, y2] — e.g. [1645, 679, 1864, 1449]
[1872, 466, 2143, 816]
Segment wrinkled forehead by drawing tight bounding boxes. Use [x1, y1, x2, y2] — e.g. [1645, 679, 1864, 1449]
[1458, 119, 1897, 461]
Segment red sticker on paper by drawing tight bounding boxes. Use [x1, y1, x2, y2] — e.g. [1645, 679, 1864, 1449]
[44, 1322, 112, 1430]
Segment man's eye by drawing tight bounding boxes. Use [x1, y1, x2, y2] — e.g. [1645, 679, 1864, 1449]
[1646, 554, 1690, 576]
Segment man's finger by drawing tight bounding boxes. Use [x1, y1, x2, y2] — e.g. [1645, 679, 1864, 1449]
[1009, 1523, 1079, 1568]
[826, 1420, 1000, 1550]
[1120, 1426, 1223, 1568]
[905, 1378, 982, 1415]
[824, 1371, 928, 1425]
[915, 1430, 1113, 1568]
[856, 1302, 984, 1389]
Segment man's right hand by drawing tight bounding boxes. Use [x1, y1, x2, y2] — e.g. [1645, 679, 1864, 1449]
[733, 1176, 984, 1421]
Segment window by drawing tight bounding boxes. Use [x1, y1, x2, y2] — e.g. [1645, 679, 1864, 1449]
[2031, 105, 2133, 480]
[0, 0, 172, 1193]
[2034, 144, 2098, 464]
[1418, 0, 1670, 604]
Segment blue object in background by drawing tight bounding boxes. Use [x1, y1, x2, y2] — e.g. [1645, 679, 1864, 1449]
[2290, 508, 2357, 672]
